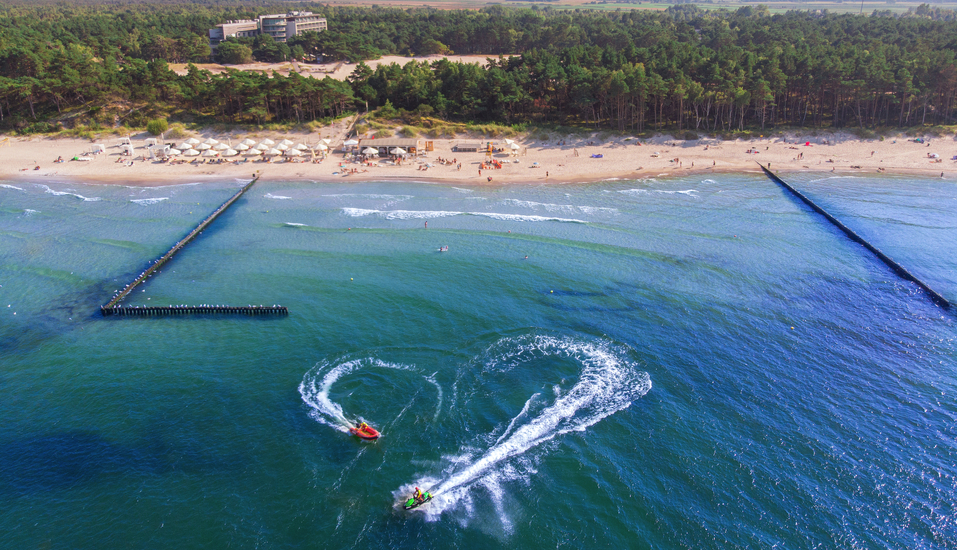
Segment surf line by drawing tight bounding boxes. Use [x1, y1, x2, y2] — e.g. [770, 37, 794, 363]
[100, 177, 284, 317]
[758, 163, 950, 310]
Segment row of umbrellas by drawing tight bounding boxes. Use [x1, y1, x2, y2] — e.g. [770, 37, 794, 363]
[168, 137, 334, 158]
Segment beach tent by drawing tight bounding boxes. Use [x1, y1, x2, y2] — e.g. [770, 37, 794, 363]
[234, 143, 250, 151]
[184, 148, 200, 157]
[121, 144, 135, 156]
[195, 143, 212, 151]
[264, 148, 283, 156]
[279, 139, 294, 146]
[254, 143, 270, 151]
[177, 142, 193, 150]
[203, 138, 219, 145]
[241, 139, 257, 146]
[214, 143, 230, 151]
[202, 149, 219, 157]
[222, 148, 239, 157]
[91, 144, 105, 154]
[185, 138, 201, 145]
[145, 138, 158, 147]
[244, 148, 262, 156]
[284, 148, 302, 157]
[119, 137, 132, 145]
[293, 143, 309, 150]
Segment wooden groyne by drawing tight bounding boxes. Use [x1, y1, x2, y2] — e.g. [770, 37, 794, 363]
[758, 163, 950, 310]
[102, 177, 259, 312]
[101, 305, 287, 316]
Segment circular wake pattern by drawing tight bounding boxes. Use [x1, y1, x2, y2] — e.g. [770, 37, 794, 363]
[299, 357, 421, 433]
[395, 334, 651, 527]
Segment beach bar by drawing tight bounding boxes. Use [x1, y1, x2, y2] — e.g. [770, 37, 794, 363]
[357, 138, 426, 156]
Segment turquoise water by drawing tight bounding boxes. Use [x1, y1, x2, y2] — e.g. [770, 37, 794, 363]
[0, 174, 954, 548]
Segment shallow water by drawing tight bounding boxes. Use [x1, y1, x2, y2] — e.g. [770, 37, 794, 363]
[0, 174, 954, 548]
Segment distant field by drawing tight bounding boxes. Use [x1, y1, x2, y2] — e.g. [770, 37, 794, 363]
[325, 0, 942, 15]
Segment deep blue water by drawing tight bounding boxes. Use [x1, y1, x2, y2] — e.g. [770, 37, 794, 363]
[0, 174, 954, 548]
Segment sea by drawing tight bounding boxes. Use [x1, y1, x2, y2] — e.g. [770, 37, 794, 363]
[0, 172, 954, 549]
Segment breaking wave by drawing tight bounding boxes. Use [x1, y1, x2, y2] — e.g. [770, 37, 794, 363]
[36, 184, 100, 202]
[131, 197, 168, 206]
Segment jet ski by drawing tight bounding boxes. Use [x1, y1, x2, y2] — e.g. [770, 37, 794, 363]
[349, 422, 379, 440]
[404, 492, 433, 510]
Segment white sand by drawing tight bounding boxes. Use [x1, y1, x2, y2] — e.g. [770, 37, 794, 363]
[2, 128, 954, 188]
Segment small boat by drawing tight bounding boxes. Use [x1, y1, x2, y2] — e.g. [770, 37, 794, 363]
[404, 493, 433, 510]
[349, 423, 379, 440]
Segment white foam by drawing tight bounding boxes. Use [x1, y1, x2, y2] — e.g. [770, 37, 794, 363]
[341, 207, 585, 223]
[284, 222, 307, 227]
[503, 199, 616, 215]
[36, 184, 100, 201]
[324, 193, 413, 201]
[473, 212, 587, 224]
[399, 335, 651, 526]
[701, 179, 717, 184]
[22, 209, 39, 216]
[264, 193, 292, 200]
[131, 197, 169, 206]
[299, 358, 416, 433]
[1, 184, 24, 191]
[426, 373, 444, 422]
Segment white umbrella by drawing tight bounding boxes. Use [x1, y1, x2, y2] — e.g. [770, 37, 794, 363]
[168, 148, 182, 156]
[510, 143, 521, 150]
[322, 138, 331, 145]
[185, 138, 201, 145]
[279, 139, 294, 146]
[202, 149, 219, 157]
[254, 143, 270, 150]
[392, 147, 407, 155]
[177, 142, 193, 150]
[505, 139, 515, 145]
[261, 138, 275, 146]
[195, 143, 212, 151]
[293, 143, 309, 150]
[316, 143, 328, 151]
[284, 148, 302, 157]
[222, 148, 239, 157]
[244, 148, 262, 156]
[264, 148, 283, 156]
[235, 143, 250, 151]
[363, 147, 379, 155]
[241, 138, 257, 146]
[275, 143, 289, 151]
[184, 148, 200, 157]
[202, 138, 219, 145]
[344, 139, 359, 146]
[214, 143, 230, 150]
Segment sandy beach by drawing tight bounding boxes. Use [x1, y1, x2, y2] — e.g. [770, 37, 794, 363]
[2, 126, 954, 188]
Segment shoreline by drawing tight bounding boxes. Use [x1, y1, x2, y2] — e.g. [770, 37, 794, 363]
[2, 130, 953, 188]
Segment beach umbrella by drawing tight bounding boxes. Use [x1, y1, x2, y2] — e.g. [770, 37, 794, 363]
[264, 148, 282, 156]
[195, 143, 212, 151]
[168, 148, 182, 156]
[322, 138, 332, 145]
[293, 143, 309, 150]
[214, 143, 230, 151]
[177, 142, 193, 150]
[185, 138, 201, 145]
[244, 148, 262, 156]
[202, 149, 219, 157]
[510, 143, 521, 150]
[235, 143, 250, 151]
[504, 139, 515, 145]
[261, 138, 275, 146]
[241, 138, 257, 146]
[344, 139, 359, 146]
[203, 138, 219, 145]
[184, 148, 200, 157]
[275, 143, 289, 151]
[222, 148, 239, 157]
[392, 147, 407, 155]
[363, 147, 379, 155]
[284, 148, 302, 157]
[316, 143, 328, 151]
[279, 139, 294, 146]
[254, 143, 270, 150]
